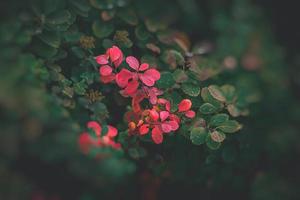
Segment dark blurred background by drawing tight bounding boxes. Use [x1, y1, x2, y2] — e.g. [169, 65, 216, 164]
[0, 0, 300, 199]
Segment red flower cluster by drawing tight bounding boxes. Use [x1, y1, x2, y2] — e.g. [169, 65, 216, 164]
[92, 46, 196, 145]
[78, 121, 120, 153]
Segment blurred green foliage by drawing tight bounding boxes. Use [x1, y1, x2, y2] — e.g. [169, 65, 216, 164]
[0, 0, 299, 199]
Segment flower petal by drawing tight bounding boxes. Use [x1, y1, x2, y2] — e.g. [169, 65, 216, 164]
[95, 54, 109, 65]
[107, 125, 118, 137]
[124, 79, 139, 95]
[126, 56, 140, 71]
[139, 124, 149, 135]
[139, 63, 149, 71]
[115, 69, 133, 88]
[160, 111, 170, 121]
[87, 121, 102, 136]
[178, 99, 192, 112]
[185, 110, 196, 118]
[152, 126, 163, 144]
[99, 65, 113, 76]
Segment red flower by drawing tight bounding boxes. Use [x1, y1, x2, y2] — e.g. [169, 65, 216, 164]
[115, 56, 160, 95]
[95, 46, 124, 83]
[178, 99, 196, 118]
[78, 121, 121, 153]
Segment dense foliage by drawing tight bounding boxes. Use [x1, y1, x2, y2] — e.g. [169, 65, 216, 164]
[1, 0, 299, 199]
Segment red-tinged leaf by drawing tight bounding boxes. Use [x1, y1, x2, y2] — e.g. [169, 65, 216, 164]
[139, 124, 150, 135]
[168, 120, 179, 131]
[139, 63, 149, 71]
[185, 110, 196, 118]
[100, 74, 115, 83]
[152, 126, 163, 144]
[95, 54, 108, 65]
[126, 56, 139, 70]
[160, 111, 170, 121]
[87, 121, 102, 136]
[149, 109, 159, 121]
[115, 69, 133, 88]
[139, 73, 155, 86]
[107, 45, 122, 62]
[107, 125, 118, 137]
[99, 65, 113, 76]
[178, 99, 192, 112]
[124, 79, 139, 95]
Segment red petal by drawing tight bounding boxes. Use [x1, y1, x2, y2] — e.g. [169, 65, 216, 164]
[115, 69, 133, 88]
[124, 80, 139, 95]
[126, 56, 139, 71]
[107, 125, 118, 137]
[99, 65, 113, 76]
[159, 111, 170, 121]
[139, 63, 149, 71]
[87, 121, 102, 136]
[149, 109, 159, 121]
[178, 99, 192, 112]
[152, 126, 163, 144]
[100, 74, 115, 83]
[95, 55, 108, 65]
[185, 110, 196, 118]
[139, 124, 149, 135]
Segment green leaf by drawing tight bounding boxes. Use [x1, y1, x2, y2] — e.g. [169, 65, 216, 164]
[210, 130, 226, 142]
[210, 113, 229, 127]
[135, 25, 151, 41]
[69, 0, 91, 17]
[118, 9, 138, 25]
[156, 72, 175, 89]
[208, 85, 226, 102]
[206, 135, 221, 150]
[217, 120, 242, 133]
[31, 38, 58, 58]
[161, 50, 185, 69]
[220, 84, 236, 103]
[181, 83, 200, 97]
[38, 31, 61, 48]
[227, 104, 241, 117]
[201, 87, 224, 109]
[46, 10, 72, 25]
[199, 103, 217, 114]
[190, 127, 208, 145]
[92, 20, 114, 38]
[173, 69, 188, 83]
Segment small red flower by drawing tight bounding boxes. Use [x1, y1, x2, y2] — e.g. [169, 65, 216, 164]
[178, 99, 196, 118]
